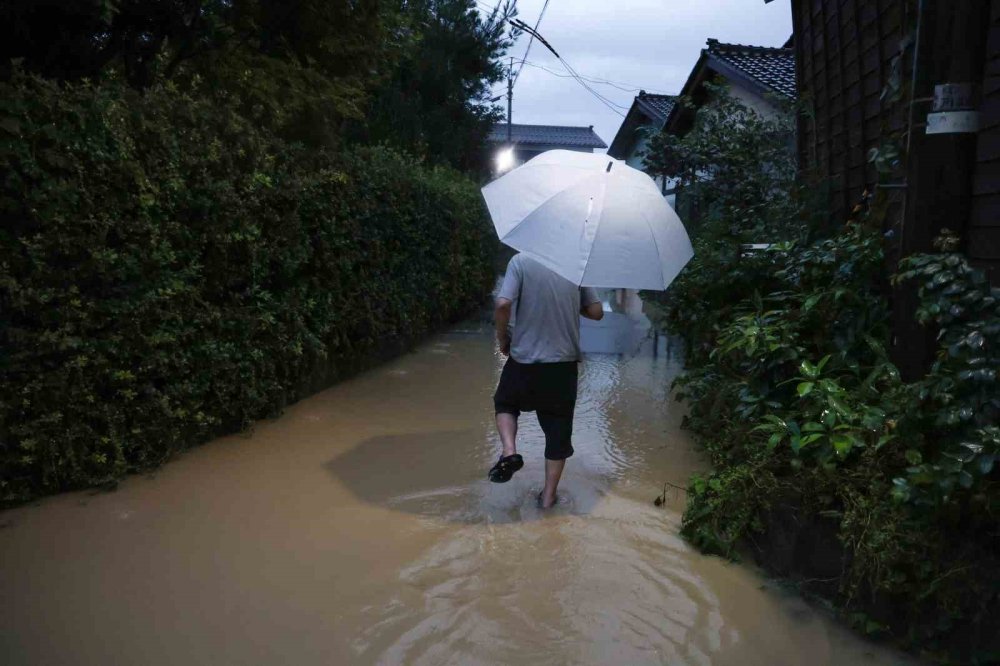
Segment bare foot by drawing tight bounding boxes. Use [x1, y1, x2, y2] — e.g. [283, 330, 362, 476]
[537, 490, 558, 509]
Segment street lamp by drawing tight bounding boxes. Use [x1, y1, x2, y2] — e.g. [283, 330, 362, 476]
[495, 146, 515, 173]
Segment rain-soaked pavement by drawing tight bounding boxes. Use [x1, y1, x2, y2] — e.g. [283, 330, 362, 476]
[0, 321, 921, 665]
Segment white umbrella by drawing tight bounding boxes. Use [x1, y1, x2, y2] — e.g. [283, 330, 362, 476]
[481, 149, 693, 290]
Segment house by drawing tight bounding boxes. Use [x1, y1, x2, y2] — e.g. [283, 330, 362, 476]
[487, 123, 607, 172]
[772, 0, 996, 376]
[664, 38, 796, 133]
[601, 41, 795, 324]
[654, 38, 796, 223]
[607, 92, 677, 205]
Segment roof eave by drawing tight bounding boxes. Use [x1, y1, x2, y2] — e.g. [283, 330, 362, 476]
[662, 51, 710, 134]
[634, 98, 668, 126]
[607, 101, 650, 158]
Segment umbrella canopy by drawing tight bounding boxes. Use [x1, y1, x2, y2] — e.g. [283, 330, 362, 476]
[481, 150, 693, 290]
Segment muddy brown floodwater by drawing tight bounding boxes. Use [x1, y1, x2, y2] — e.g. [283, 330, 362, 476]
[0, 324, 921, 666]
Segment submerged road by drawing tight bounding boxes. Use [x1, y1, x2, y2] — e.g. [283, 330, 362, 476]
[0, 323, 919, 665]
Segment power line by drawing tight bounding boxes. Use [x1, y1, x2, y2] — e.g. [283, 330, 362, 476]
[508, 18, 559, 58]
[474, 1, 505, 15]
[512, 0, 552, 89]
[485, 13, 634, 119]
[507, 18, 626, 117]
[515, 59, 674, 96]
[559, 58, 628, 116]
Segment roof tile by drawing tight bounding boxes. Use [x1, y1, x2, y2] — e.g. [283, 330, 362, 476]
[705, 39, 796, 99]
[635, 92, 676, 124]
[487, 123, 607, 148]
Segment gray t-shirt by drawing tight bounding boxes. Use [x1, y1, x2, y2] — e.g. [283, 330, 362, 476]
[498, 254, 601, 364]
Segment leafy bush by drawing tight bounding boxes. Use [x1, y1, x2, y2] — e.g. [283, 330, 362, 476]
[0, 72, 497, 503]
[892, 231, 1000, 507]
[642, 82, 812, 365]
[674, 217, 1000, 659]
[646, 86, 999, 660]
[675, 220, 896, 551]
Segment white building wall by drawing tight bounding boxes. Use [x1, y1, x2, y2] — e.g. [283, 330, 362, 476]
[624, 133, 651, 171]
[724, 80, 785, 121]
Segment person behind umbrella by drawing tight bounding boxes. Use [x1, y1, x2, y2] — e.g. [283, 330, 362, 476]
[488, 253, 604, 508]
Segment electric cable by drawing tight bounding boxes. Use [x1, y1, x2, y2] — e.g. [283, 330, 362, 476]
[555, 55, 629, 115]
[517, 60, 673, 96]
[512, 0, 552, 88]
[483, 9, 652, 118]
[508, 18, 626, 116]
[508, 57, 674, 97]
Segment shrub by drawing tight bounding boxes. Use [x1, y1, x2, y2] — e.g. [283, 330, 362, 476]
[0, 72, 497, 503]
[644, 84, 999, 660]
[673, 217, 1000, 659]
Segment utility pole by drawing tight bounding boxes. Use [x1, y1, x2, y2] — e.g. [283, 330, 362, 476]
[496, 21, 558, 171]
[506, 56, 513, 144]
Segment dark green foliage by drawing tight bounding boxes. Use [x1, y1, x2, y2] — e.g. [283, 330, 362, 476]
[348, 0, 515, 174]
[643, 82, 799, 236]
[675, 219, 1000, 660]
[641, 83, 810, 366]
[0, 0, 394, 94]
[891, 232, 1000, 508]
[0, 1, 512, 170]
[648, 88, 999, 660]
[674, 220, 897, 552]
[0, 0, 402, 155]
[0, 72, 497, 504]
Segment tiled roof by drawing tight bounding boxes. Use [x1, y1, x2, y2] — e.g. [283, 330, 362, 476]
[488, 123, 607, 148]
[635, 92, 676, 125]
[705, 38, 796, 99]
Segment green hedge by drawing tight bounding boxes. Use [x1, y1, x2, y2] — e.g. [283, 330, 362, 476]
[0, 73, 497, 503]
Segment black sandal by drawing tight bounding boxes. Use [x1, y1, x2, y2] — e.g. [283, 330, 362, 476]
[488, 454, 524, 483]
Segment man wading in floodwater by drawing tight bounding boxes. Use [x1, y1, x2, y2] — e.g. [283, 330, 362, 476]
[489, 253, 604, 508]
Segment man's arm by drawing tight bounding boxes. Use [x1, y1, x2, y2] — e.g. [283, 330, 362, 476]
[580, 287, 603, 321]
[580, 301, 604, 321]
[495, 298, 513, 355]
[495, 255, 521, 357]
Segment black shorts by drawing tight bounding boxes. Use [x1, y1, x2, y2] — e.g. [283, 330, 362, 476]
[493, 358, 578, 460]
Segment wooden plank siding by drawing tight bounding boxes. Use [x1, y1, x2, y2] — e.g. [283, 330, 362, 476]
[793, 0, 1000, 286]
[790, 0, 998, 376]
[969, 0, 1000, 283]
[792, 0, 909, 229]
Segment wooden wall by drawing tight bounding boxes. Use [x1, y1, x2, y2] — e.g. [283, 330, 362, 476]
[792, 0, 910, 225]
[791, 0, 997, 376]
[970, 0, 1000, 285]
[794, 0, 999, 287]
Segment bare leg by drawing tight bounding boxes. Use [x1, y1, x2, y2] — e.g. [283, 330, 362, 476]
[540, 459, 565, 508]
[496, 413, 518, 458]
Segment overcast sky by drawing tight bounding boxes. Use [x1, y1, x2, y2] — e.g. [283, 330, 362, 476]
[478, 0, 792, 150]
